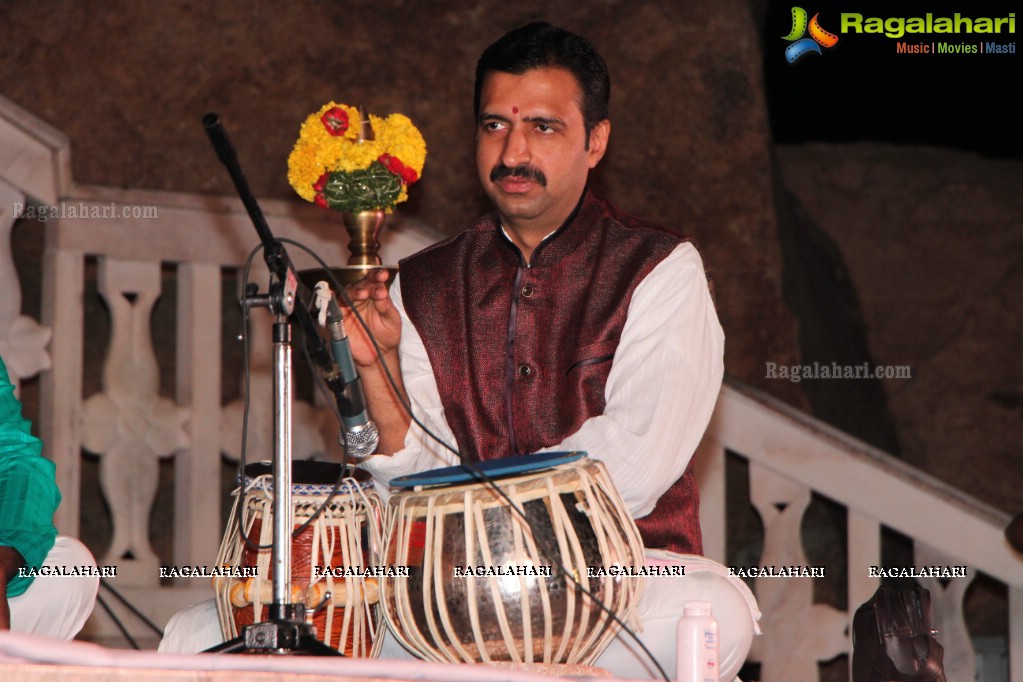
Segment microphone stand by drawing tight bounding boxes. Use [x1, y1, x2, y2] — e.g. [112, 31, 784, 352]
[201, 112, 342, 656]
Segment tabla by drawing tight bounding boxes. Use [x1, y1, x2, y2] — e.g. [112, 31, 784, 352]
[213, 461, 383, 656]
[379, 452, 645, 665]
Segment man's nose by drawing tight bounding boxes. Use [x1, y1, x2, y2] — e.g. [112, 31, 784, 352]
[500, 126, 530, 169]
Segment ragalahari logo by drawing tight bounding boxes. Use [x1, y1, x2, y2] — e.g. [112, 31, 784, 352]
[783, 7, 839, 63]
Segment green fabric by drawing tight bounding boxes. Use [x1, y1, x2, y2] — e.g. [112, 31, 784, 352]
[0, 357, 60, 598]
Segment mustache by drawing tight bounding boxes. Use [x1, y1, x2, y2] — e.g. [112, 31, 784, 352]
[490, 164, 548, 187]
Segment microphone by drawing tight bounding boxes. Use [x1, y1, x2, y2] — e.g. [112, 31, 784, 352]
[315, 283, 380, 460]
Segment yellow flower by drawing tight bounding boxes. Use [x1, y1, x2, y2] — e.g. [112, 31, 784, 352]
[376, 114, 427, 176]
[287, 102, 427, 211]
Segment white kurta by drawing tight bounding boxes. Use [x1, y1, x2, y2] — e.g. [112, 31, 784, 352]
[362, 241, 725, 521]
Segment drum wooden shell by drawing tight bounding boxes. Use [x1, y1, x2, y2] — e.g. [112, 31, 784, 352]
[214, 462, 383, 656]
[380, 459, 644, 665]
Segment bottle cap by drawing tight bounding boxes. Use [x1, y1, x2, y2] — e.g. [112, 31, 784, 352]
[682, 600, 713, 615]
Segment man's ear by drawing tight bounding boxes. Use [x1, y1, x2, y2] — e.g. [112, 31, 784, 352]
[587, 120, 610, 168]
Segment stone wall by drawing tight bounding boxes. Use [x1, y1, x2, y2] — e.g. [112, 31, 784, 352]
[776, 143, 1023, 513]
[0, 0, 800, 398]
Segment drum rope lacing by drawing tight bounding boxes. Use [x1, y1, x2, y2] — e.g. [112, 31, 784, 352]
[216, 469, 383, 656]
[233, 242, 369, 554]
[234, 238, 671, 681]
[382, 461, 643, 665]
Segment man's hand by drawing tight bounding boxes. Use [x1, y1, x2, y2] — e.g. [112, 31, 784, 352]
[0, 546, 25, 630]
[339, 268, 410, 455]
[342, 268, 402, 367]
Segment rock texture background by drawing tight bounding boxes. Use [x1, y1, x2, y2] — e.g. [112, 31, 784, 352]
[0, 0, 800, 397]
[776, 144, 1023, 514]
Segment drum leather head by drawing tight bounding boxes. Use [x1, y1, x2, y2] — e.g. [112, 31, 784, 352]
[242, 460, 370, 485]
[389, 451, 587, 489]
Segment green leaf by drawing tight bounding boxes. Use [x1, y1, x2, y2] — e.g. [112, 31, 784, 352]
[322, 161, 402, 213]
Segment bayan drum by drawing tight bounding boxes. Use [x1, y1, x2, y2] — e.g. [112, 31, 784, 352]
[213, 461, 383, 656]
[380, 452, 645, 665]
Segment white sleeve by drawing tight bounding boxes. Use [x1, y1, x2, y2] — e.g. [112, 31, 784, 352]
[541, 242, 724, 518]
[362, 244, 724, 515]
[359, 273, 459, 493]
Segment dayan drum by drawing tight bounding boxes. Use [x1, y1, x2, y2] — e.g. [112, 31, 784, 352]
[380, 452, 645, 665]
[213, 461, 383, 656]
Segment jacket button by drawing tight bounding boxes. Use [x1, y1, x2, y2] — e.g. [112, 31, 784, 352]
[521, 285, 534, 298]
[518, 364, 532, 378]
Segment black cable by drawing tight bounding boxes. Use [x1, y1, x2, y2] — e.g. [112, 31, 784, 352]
[202, 113, 668, 678]
[293, 338, 368, 536]
[231, 243, 373, 555]
[231, 244, 274, 552]
[278, 237, 671, 681]
[99, 578, 165, 637]
[276, 239, 458, 459]
[95, 592, 141, 650]
[234, 235, 669, 679]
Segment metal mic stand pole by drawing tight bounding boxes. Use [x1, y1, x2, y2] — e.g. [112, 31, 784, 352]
[271, 318, 293, 631]
[202, 112, 341, 656]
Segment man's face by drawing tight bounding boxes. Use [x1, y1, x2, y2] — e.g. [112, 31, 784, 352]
[476, 67, 609, 236]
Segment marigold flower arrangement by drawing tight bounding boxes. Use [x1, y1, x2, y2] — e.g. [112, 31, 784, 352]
[287, 102, 427, 213]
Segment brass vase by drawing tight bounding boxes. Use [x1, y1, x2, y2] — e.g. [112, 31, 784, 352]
[341, 210, 386, 269]
[300, 209, 397, 291]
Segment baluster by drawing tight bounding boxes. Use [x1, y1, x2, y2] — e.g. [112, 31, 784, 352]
[915, 544, 976, 681]
[694, 438, 726, 563]
[0, 179, 51, 390]
[80, 257, 188, 584]
[40, 223, 85, 535]
[174, 262, 223, 568]
[847, 510, 880, 677]
[748, 463, 847, 682]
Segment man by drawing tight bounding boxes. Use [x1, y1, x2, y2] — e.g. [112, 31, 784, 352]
[351, 22, 717, 555]
[347, 22, 758, 678]
[0, 355, 98, 639]
[161, 23, 758, 677]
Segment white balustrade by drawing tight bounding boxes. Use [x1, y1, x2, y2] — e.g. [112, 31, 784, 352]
[705, 379, 1023, 681]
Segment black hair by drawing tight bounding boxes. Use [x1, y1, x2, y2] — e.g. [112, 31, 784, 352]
[474, 22, 610, 138]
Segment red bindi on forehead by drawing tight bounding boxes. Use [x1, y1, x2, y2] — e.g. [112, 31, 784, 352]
[512, 106, 519, 114]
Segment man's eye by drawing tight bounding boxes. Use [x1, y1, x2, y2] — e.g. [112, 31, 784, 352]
[536, 124, 553, 133]
[483, 121, 505, 131]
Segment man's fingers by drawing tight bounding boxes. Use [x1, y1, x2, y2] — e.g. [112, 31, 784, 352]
[345, 268, 391, 302]
[338, 269, 401, 362]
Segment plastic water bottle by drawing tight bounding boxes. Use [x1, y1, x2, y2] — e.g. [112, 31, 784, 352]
[676, 600, 719, 682]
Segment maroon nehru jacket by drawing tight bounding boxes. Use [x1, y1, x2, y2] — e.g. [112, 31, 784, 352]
[399, 191, 704, 554]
